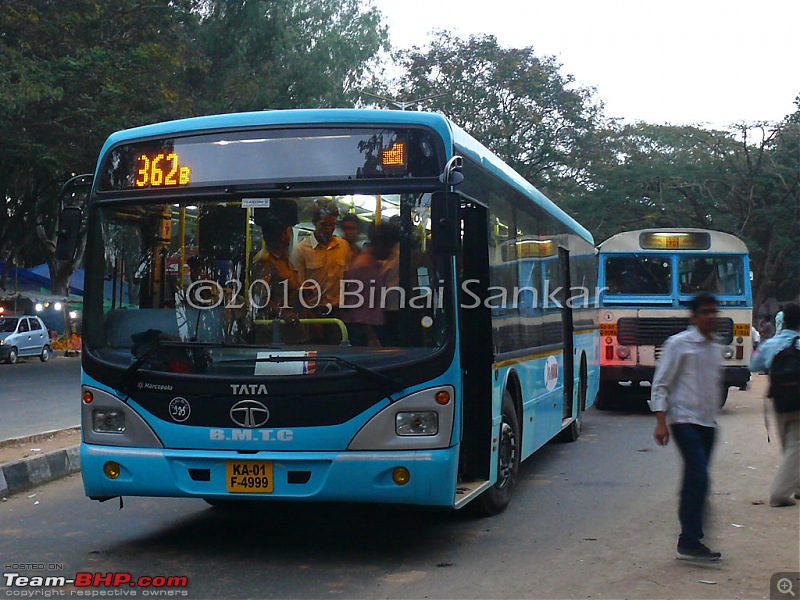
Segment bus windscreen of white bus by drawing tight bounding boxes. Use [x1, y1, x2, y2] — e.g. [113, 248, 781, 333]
[678, 256, 745, 295]
[83, 196, 447, 376]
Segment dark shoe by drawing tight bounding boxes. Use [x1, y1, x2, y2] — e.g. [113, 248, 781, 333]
[770, 498, 797, 507]
[676, 543, 721, 562]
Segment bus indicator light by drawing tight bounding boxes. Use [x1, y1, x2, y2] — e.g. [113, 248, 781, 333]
[638, 231, 711, 250]
[392, 467, 410, 486]
[382, 143, 406, 167]
[103, 461, 121, 479]
[135, 152, 190, 188]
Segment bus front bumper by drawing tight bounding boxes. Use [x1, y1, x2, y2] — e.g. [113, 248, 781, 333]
[601, 366, 750, 389]
[80, 444, 460, 507]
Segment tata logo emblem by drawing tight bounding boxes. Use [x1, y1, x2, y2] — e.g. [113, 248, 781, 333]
[230, 400, 270, 428]
[169, 397, 191, 422]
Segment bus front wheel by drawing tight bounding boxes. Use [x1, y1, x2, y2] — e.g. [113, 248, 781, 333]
[477, 391, 519, 516]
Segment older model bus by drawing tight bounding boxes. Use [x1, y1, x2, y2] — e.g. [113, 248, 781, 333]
[597, 228, 752, 408]
[63, 109, 598, 514]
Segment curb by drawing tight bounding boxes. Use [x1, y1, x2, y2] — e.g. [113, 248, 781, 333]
[0, 430, 81, 499]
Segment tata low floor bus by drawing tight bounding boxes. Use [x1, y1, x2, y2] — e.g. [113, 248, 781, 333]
[63, 109, 599, 514]
[596, 228, 752, 408]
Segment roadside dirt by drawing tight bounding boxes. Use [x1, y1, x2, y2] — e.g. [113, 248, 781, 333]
[0, 427, 80, 465]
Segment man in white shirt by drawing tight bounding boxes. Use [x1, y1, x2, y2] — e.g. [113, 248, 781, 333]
[649, 293, 723, 562]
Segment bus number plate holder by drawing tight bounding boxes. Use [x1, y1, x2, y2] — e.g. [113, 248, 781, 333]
[226, 460, 274, 493]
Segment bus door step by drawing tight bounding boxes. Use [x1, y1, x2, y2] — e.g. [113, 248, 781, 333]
[454, 480, 492, 509]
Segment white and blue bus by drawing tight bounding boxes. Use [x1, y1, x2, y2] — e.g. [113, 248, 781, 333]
[597, 228, 752, 408]
[67, 109, 599, 514]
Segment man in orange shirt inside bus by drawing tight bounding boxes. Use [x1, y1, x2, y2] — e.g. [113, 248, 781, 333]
[290, 200, 350, 342]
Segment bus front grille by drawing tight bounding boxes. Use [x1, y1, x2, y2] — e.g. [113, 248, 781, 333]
[618, 317, 734, 346]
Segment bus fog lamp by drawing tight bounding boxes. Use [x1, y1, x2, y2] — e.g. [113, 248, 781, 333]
[396, 412, 438, 436]
[616, 345, 630, 359]
[93, 409, 126, 433]
[721, 346, 734, 359]
[392, 467, 411, 486]
[103, 461, 121, 479]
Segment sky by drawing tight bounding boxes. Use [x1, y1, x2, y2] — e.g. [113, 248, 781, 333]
[371, 0, 800, 129]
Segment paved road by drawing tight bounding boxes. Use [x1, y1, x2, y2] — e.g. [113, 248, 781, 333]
[0, 356, 81, 440]
[0, 405, 677, 599]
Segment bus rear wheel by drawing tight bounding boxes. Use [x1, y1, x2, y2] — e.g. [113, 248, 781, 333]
[477, 391, 519, 516]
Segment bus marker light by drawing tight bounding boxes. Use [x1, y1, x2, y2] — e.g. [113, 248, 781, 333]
[605, 346, 614, 360]
[82, 390, 94, 404]
[392, 467, 410, 486]
[435, 390, 451, 405]
[735, 345, 744, 360]
[103, 462, 121, 479]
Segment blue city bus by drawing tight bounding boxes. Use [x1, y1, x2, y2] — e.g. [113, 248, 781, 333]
[66, 109, 599, 514]
[596, 228, 752, 408]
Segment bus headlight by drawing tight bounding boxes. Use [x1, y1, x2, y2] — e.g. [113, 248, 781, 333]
[396, 412, 438, 436]
[616, 345, 630, 359]
[721, 346, 734, 360]
[93, 409, 126, 433]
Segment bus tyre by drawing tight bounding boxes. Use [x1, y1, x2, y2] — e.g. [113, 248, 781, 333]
[477, 392, 519, 516]
[595, 381, 613, 410]
[720, 386, 729, 408]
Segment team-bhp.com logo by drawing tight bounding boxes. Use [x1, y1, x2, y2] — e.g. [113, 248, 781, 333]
[3, 571, 189, 594]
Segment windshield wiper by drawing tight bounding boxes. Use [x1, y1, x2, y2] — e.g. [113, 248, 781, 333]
[223, 354, 401, 403]
[118, 335, 280, 400]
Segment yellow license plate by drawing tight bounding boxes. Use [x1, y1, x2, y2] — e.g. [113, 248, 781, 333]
[600, 323, 617, 336]
[226, 460, 274, 493]
[734, 323, 750, 336]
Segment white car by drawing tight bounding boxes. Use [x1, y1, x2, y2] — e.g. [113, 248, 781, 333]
[0, 315, 51, 364]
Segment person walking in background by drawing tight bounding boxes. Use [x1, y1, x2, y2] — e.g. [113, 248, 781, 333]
[649, 293, 723, 562]
[758, 314, 775, 342]
[775, 305, 785, 334]
[750, 302, 800, 507]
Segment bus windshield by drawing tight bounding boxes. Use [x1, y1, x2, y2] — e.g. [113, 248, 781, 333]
[83, 194, 447, 377]
[678, 256, 745, 295]
[604, 255, 672, 295]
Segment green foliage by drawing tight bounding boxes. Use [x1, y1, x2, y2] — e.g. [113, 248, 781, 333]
[0, 0, 387, 289]
[374, 32, 604, 187]
[195, 0, 388, 112]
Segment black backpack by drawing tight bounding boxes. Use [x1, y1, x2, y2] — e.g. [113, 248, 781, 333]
[768, 336, 800, 413]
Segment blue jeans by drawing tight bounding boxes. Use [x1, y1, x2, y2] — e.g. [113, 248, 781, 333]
[670, 423, 716, 548]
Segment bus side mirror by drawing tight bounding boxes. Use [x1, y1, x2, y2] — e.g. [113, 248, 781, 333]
[55, 207, 83, 261]
[431, 192, 460, 255]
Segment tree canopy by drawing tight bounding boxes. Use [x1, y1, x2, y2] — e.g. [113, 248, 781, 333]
[1, 7, 797, 307]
